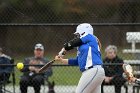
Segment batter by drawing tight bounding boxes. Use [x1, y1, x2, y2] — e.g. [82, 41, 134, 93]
[55, 23, 105, 93]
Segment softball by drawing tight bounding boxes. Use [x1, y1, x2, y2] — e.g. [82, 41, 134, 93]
[16, 62, 24, 70]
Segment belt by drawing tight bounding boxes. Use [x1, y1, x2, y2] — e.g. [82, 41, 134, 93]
[82, 65, 102, 72]
[87, 66, 94, 69]
[86, 65, 102, 70]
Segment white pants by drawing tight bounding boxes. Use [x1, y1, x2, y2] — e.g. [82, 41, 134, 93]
[76, 66, 105, 93]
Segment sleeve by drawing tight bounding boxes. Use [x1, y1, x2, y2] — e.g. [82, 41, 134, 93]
[64, 38, 83, 51]
[80, 34, 93, 44]
[20, 58, 30, 72]
[68, 57, 78, 66]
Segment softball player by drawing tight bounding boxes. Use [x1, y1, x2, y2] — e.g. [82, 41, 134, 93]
[55, 23, 105, 93]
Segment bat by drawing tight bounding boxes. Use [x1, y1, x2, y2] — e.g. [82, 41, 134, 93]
[38, 59, 55, 73]
[122, 64, 134, 81]
[38, 48, 66, 73]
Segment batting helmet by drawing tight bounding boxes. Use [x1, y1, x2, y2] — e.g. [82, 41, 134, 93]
[74, 23, 94, 37]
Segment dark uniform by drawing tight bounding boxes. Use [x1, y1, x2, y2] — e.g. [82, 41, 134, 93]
[101, 56, 126, 93]
[0, 55, 13, 93]
[20, 57, 52, 93]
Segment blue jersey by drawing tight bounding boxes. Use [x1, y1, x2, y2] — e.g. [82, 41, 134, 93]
[68, 34, 103, 72]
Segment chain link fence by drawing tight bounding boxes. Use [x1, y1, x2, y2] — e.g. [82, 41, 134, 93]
[0, 25, 140, 58]
[0, 0, 140, 23]
[0, 0, 140, 93]
[0, 24, 139, 93]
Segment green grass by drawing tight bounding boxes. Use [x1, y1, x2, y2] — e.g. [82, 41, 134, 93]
[49, 66, 81, 85]
[9, 66, 81, 86]
[9, 48, 137, 86]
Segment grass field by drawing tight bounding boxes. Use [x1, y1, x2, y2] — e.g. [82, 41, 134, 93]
[49, 66, 81, 85]
[10, 65, 81, 86]
[9, 48, 136, 86]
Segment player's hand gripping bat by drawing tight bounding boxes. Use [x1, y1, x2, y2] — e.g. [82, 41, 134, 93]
[38, 48, 66, 73]
[122, 64, 134, 82]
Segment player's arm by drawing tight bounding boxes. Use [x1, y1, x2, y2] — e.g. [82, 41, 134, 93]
[64, 37, 83, 51]
[58, 37, 83, 57]
[68, 57, 78, 66]
[55, 56, 68, 64]
[55, 56, 78, 66]
[59, 35, 92, 56]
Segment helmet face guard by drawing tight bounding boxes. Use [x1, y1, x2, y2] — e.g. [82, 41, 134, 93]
[74, 33, 80, 38]
[74, 32, 86, 38]
[74, 23, 94, 38]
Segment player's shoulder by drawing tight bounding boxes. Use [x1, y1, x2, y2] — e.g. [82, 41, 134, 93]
[83, 34, 94, 38]
[81, 34, 95, 41]
[87, 34, 96, 40]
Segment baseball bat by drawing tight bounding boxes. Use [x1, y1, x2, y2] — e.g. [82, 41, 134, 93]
[38, 59, 55, 73]
[38, 48, 66, 73]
